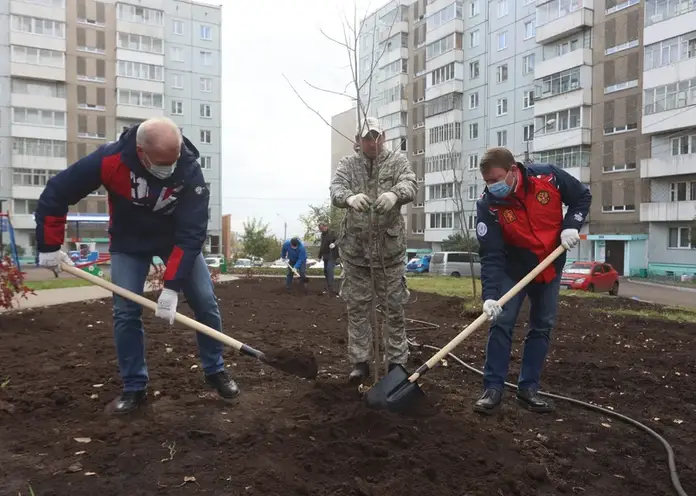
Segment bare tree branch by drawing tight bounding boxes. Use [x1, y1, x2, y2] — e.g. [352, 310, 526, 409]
[319, 28, 353, 51]
[303, 80, 356, 99]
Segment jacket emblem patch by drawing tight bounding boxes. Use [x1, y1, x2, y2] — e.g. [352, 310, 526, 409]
[502, 209, 517, 223]
[536, 190, 551, 205]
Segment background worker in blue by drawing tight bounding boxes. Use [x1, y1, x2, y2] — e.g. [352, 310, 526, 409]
[281, 237, 307, 290]
[474, 147, 591, 415]
[34, 117, 239, 415]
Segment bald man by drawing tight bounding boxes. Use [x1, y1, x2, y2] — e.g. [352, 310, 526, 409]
[35, 117, 239, 414]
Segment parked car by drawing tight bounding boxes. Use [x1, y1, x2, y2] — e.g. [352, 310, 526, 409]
[429, 251, 481, 278]
[306, 258, 318, 268]
[270, 258, 289, 268]
[561, 261, 619, 295]
[406, 255, 431, 274]
[205, 256, 223, 268]
[234, 258, 252, 268]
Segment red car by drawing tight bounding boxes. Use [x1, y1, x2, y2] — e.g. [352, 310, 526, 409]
[561, 261, 620, 295]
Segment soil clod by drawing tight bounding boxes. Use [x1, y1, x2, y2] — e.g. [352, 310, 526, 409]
[262, 348, 319, 379]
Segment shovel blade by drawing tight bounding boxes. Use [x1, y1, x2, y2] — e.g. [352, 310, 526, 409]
[364, 364, 425, 413]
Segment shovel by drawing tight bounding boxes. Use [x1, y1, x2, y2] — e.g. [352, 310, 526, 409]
[365, 245, 567, 413]
[60, 263, 319, 380]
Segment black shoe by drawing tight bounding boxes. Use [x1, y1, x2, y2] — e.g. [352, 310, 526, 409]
[112, 390, 147, 415]
[473, 389, 502, 415]
[349, 362, 370, 384]
[205, 371, 240, 399]
[516, 389, 554, 413]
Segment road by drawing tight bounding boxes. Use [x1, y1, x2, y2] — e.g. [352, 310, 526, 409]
[19, 268, 695, 308]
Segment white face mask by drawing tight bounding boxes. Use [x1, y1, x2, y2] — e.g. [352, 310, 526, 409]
[142, 151, 178, 179]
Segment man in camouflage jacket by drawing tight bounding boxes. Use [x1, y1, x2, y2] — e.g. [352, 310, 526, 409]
[330, 116, 418, 383]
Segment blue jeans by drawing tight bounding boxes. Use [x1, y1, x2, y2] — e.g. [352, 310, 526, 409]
[111, 251, 225, 392]
[323, 258, 335, 290]
[286, 261, 307, 289]
[483, 272, 561, 392]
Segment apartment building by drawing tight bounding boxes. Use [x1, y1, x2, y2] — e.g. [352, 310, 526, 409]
[330, 107, 357, 180]
[0, 0, 222, 256]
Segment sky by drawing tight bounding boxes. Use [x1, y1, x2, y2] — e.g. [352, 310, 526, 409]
[220, 0, 386, 240]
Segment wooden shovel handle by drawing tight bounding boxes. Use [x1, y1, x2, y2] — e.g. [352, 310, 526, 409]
[60, 263, 246, 352]
[410, 245, 567, 382]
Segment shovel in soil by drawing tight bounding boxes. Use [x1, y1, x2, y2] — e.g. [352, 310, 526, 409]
[365, 245, 567, 413]
[60, 263, 319, 380]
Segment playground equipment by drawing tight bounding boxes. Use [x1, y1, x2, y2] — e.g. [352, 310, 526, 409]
[0, 212, 21, 269]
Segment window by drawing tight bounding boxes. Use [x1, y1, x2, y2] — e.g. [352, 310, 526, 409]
[171, 46, 184, 62]
[426, 34, 455, 60]
[469, 123, 479, 140]
[469, 0, 480, 17]
[496, 98, 508, 116]
[172, 73, 184, 89]
[200, 50, 213, 66]
[536, 67, 581, 99]
[467, 184, 478, 200]
[497, 32, 508, 51]
[381, 59, 408, 80]
[497, 0, 508, 17]
[200, 129, 212, 144]
[605, 80, 639, 94]
[429, 213, 454, 229]
[12, 107, 66, 127]
[603, 163, 637, 173]
[172, 19, 184, 35]
[668, 227, 693, 249]
[117, 4, 163, 25]
[470, 30, 480, 48]
[428, 183, 455, 200]
[200, 156, 212, 169]
[469, 92, 479, 109]
[12, 79, 65, 98]
[469, 60, 480, 79]
[200, 77, 212, 92]
[523, 54, 535, 74]
[468, 154, 478, 170]
[601, 205, 636, 213]
[425, 153, 461, 173]
[536, 107, 582, 134]
[12, 138, 66, 157]
[200, 24, 212, 40]
[557, 39, 579, 57]
[644, 32, 696, 71]
[117, 89, 164, 108]
[430, 62, 455, 86]
[426, 2, 464, 31]
[604, 123, 637, 135]
[171, 100, 183, 115]
[538, 146, 590, 168]
[10, 15, 65, 38]
[13, 199, 39, 215]
[523, 90, 535, 109]
[12, 168, 59, 187]
[669, 181, 696, 201]
[428, 122, 462, 144]
[117, 60, 163, 81]
[497, 130, 508, 146]
[644, 77, 696, 115]
[671, 135, 696, 155]
[117, 32, 163, 54]
[523, 124, 535, 142]
[646, 0, 693, 25]
[496, 64, 508, 83]
[524, 21, 535, 39]
[425, 94, 463, 118]
[537, 0, 582, 25]
[11, 45, 64, 68]
[605, 39, 639, 55]
[200, 104, 212, 118]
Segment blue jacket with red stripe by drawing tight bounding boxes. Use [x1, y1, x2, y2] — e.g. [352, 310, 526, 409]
[35, 125, 209, 292]
[476, 163, 591, 301]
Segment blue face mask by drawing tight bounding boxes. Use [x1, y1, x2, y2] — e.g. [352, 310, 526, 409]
[488, 178, 511, 198]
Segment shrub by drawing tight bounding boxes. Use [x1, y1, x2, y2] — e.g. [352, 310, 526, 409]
[0, 256, 35, 309]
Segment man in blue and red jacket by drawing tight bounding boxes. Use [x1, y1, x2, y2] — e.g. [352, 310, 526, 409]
[473, 147, 591, 415]
[35, 117, 239, 414]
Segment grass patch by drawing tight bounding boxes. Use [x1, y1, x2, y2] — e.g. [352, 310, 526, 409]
[407, 275, 480, 298]
[25, 278, 98, 291]
[613, 307, 696, 324]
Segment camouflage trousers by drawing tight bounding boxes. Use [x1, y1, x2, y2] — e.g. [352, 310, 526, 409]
[339, 260, 410, 365]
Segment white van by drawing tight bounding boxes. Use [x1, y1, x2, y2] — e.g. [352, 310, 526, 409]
[430, 251, 482, 278]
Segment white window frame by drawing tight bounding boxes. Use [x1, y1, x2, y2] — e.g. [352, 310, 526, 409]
[469, 92, 479, 109]
[469, 60, 480, 79]
[200, 77, 212, 92]
[668, 227, 693, 249]
[523, 54, 535, 74]
[524, 20, 535, 39]
[200, 103, 212, 119]
[171, 46, 184, 62]
[497, 0, 508, 17]
[170, 100, 183, 115]
[171, 73, 184, 89]
[468, 154, 478, 170]
[496, 98, 508, 116]
[523, 124, 535, 142]
[200, 156, 212, 169]
[469, 0, 480, 17]
[200, 24, 212, 41]
[468, 123, 479, 140]
[523, 90, 534, 109]
[497, 32, 508, 51]
[200, 129, 212, 144]
[469, 29, 480, 48]
[497, 130, 507, 146]
[172, 19, 184, 35]
[200, 50, 213, 66]
[467, 184, 478, 201]
[496, 64, 508, 83]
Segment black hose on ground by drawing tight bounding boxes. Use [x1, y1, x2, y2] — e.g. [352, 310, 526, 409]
[400, 316, 689, 496]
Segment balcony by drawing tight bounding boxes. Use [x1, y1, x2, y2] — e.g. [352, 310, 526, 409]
[10, 0, 65, 22]
[425, 78, 465, 101]
[534, 127, 591, 151]
[11, 153, 67, 170]
[11, 93, 66, 112]
[425, 49, 463, 74]
[377, 99, 408, 118]
[11, 186, 44, 201]
[643, 56, 696, 90]
[534, 87, 592, 116]
[642, 106, 696, 135]
[535, 48, 592, 80]
[379, 47, 409, 68]
[644, 8, 696, 46]
[116, 104, 163, 120]
[10, 214, 37, 230]
[640, 200, 696, 222]
[11, 123, 67, 141]
[10, 31, 66, 53]
[116, 77, 164, 94]
[536, 8, 593, 44]
[641, 155, 696, 178]
[425, 19, 465, 47]
[116, 48, 164, 67]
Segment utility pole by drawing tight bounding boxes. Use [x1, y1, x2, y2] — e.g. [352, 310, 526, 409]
[283, 221, 287, 242]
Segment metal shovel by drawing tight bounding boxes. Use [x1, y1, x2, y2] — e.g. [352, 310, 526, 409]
[364, 245, 567, 413]
[60, 263, 319, 380]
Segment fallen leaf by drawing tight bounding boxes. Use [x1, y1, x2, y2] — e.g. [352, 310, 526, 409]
[601, 423, 611, 428]
[92, 384, 104, 388]
[85, 472, 97, 476]
[184, 476, 197, 483]
[585, 447, 597, 453]
[673, 419, 684, 425]
[190, 365, 199, 370]
[90, 394, 99, 400]
[75, 451, 86, 455]
[74, 437, 91, 444]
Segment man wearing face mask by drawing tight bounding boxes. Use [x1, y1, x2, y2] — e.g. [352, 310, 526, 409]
[330, 116, 417, 383]
[34, 117, 239, 414]
[473, 147, 591, 415]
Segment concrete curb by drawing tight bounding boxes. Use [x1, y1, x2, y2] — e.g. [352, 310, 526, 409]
[626, 279, 696, 294]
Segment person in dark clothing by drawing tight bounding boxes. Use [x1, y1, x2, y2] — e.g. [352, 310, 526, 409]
[317, 221, 339, 294]
[35, 117, 239, 415]
[473, 147, 591, 416]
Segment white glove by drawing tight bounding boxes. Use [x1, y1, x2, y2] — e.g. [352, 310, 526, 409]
[560, 228, 580, 250]
[38, 250, 74, 275]
[329, 243, 336, 249]
[346, 194, 372, 212]
[483, 300, 503, 322]
[373, 192, 398, 213]
[155, 288, 178, 325]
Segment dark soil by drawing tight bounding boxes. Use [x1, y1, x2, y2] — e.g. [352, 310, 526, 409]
[0, 278, 694, 496]
[262, 348, 319, 380]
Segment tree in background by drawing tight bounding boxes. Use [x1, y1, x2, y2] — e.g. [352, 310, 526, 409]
[240, 218, 274, 259]
[263, 236, 284, 262]
[442, 233, 479, 252]
[299, 201, 343, 243]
